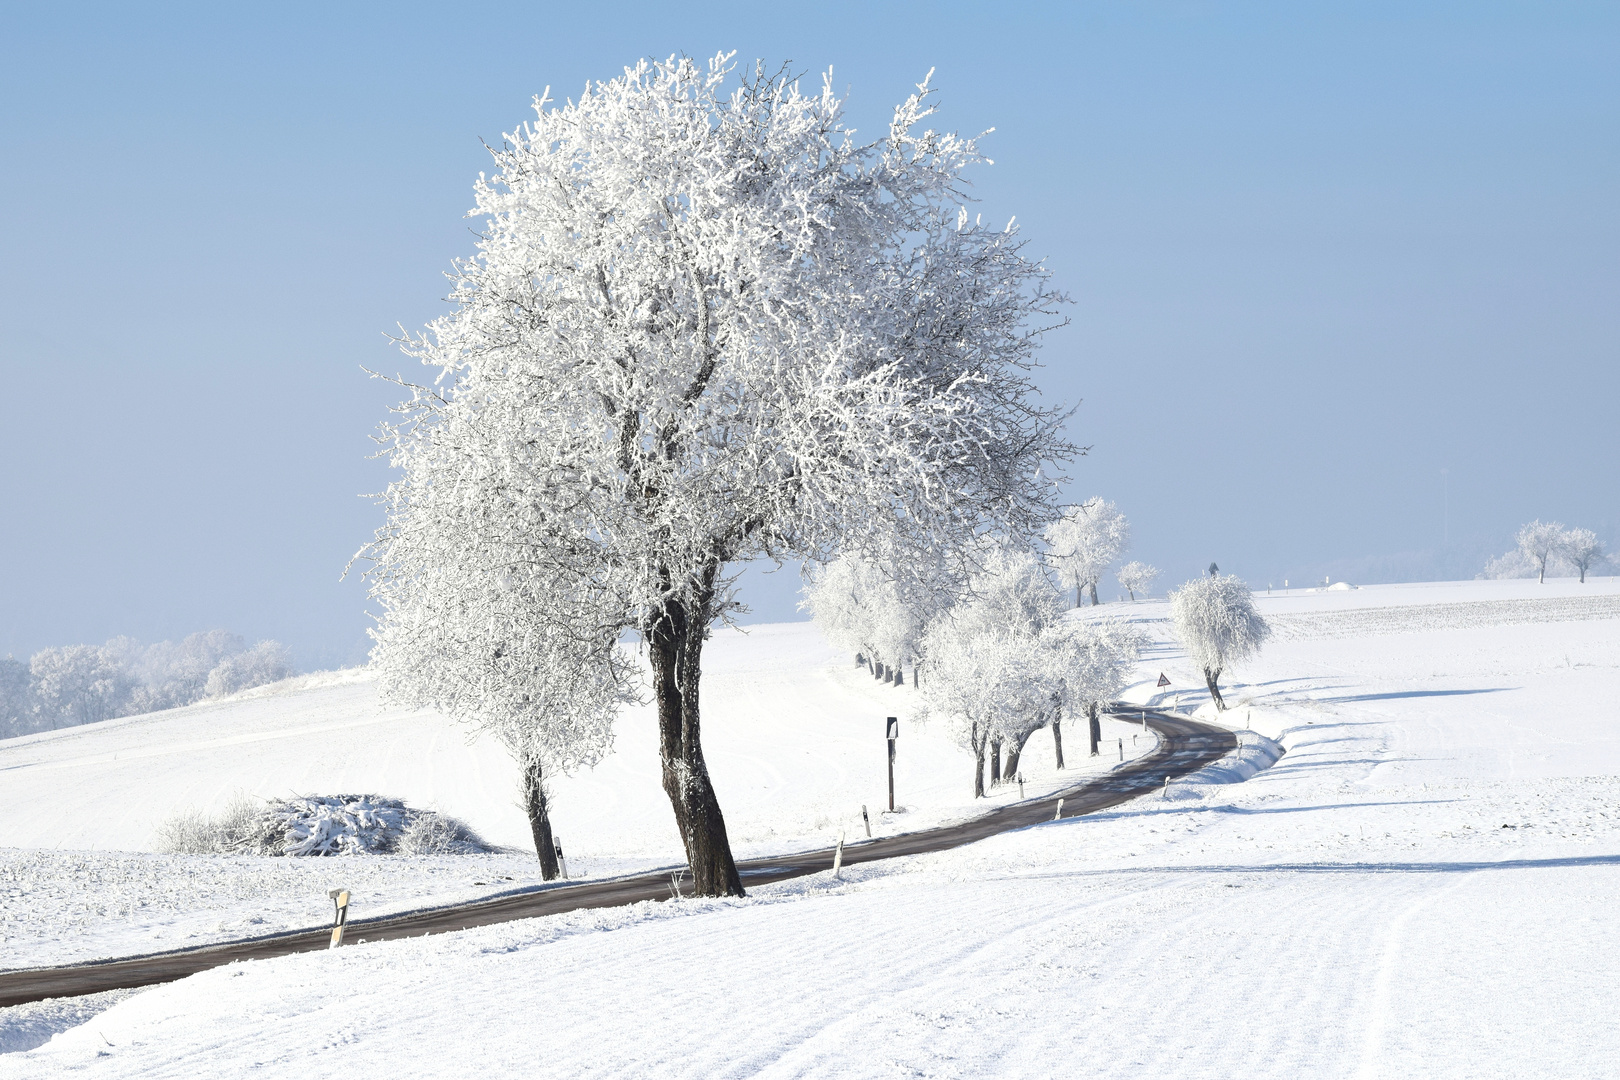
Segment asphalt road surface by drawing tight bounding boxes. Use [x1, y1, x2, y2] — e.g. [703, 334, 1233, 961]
[0, 708, 1233, 1008]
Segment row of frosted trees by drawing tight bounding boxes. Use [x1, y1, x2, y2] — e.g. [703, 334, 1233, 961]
[0, 631, 292, 739]
[802, 544, 1139, 797]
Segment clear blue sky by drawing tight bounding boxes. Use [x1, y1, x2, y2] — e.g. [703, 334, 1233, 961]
[2, 1, 1615, 669]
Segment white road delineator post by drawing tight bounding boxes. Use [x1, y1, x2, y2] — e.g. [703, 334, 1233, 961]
[328, 888, 350, 949]
[553, 838, 568, 879]
[832, 829, 845, 878]
[861, 804, 872, 838]
[1054, 798, 1064, 821]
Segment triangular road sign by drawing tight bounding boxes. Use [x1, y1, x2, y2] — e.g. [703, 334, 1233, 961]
[1157, 673, 1171, 688]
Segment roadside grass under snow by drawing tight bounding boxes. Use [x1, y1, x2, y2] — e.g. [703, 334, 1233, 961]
[4, 577, 1619, 1077]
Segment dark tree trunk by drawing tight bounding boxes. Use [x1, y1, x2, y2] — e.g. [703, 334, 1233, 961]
[1088, 702, 1101, 756]
[1204, 666, 1226, 711]
[990, 738, 1003, 786]
[855, 652, 865, 667]
[1004, 726, 1036, 779]
[1089, 580, 1100, 606]
[1052, 711, 1065, 770]
[521, 753, 561, 881]
[972, 722, 987, 798]
[1127, 588, 1136, 602]
[1076, 584, 1083, 608]
[646, 569, 744, 897]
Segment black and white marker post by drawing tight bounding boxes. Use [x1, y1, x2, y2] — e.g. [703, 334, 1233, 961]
[328, 888, 350, 949]
[886, 716, 899, 812]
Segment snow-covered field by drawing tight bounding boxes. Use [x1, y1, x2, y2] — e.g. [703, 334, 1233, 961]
[0, 624, 1149, 970]
[5, 577, 1620, 1077]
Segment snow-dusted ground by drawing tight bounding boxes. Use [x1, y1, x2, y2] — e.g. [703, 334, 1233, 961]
[0, 624, 1148, 970]
[5, 577, 1620, 1076]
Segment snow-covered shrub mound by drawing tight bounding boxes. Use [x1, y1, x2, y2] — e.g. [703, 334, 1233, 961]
[157, 794, 496, 856]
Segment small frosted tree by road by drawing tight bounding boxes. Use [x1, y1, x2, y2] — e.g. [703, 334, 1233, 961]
[1057, 618, 1141, 756]
[1169, 575, 1270, 711]
[918, 623, 1028, 797]
[362, 373, 635, 879]
[1561, 528, 1606, 583]
[1516, 520, 1567, 584]
[363, 55, 1074, 896]
[1045, 500, 1130, 607]
[1116, 561, 1159, 602]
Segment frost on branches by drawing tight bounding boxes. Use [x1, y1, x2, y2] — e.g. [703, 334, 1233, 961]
[799, 553, 954, 685]
[1169, 575, 1270, 711]
[1045, 500, 1130, 606]
[1517, 520, 1568, 584]
[1116, 561, 1160, 602]
[917, 547, 1139, 794]
[363, 55, 1074, 896]
[361, 385, 635, 879]
[1482, 521, 1608, 583]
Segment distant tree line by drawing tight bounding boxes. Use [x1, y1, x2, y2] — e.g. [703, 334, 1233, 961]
[1482, 521, 1610, 583]
[0, 630, 293, 739]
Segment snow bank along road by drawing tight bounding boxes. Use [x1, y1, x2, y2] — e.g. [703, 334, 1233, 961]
[0, 710, 1229, 1008]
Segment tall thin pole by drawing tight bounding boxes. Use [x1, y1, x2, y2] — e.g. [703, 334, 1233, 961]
[1442, 467, 1449, 547]
[886, 716, 898, 812]
[888, 737, 896, 811]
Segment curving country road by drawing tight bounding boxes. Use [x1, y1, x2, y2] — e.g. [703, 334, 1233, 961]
[0, 709, 1232, 1008]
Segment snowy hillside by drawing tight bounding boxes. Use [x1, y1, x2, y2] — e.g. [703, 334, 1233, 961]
[0, 621, 1149, 968]
[5, 577, 1620, 1076]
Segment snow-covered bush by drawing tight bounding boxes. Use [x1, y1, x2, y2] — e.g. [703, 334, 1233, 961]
[361, 54, 1075, 896]
[1169, 575, 1270, 711]
[1117, 561, 1160, 601]
[1045, 500, 1130, 607]
[202, 640, 294, 698]
[156, 794, 495, 856]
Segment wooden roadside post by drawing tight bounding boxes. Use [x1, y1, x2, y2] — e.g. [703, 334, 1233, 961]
[886, 716, 899, 811]
[328, 888, 350, 949]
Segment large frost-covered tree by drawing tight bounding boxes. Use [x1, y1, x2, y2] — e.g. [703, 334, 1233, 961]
[365, 55, 1074, 896]
[1169, 575, 1270, 711]
[1045, 500, 1129, 606]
